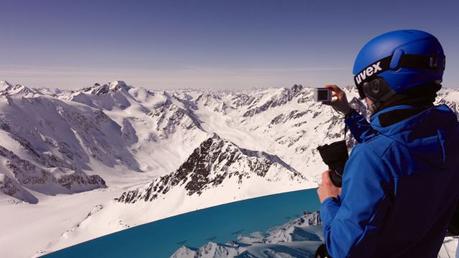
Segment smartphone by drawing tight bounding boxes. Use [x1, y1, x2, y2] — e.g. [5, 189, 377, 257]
[314, 88, 332, 102]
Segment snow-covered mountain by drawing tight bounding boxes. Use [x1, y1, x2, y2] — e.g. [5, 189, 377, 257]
[116, 133, 305, 204]
[0, 80, 210, 205]
[0, 80, 350, 205]
[170, 211, 324, 258]
[0, 80, 457, 258]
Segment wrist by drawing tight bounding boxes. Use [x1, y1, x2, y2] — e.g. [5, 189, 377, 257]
[321, 196, 337, 204]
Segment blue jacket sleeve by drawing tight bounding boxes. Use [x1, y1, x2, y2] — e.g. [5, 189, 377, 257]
[345, 109, 377, 143]
[320, 143, 394, 258]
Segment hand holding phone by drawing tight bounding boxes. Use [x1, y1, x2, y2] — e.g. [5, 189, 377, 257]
[320, 85, 352, 115]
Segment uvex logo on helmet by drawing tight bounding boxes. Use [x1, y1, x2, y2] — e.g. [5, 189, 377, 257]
[354, 61, 383, 85]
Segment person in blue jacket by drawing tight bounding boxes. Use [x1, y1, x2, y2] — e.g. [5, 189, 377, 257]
[317, 30, 459, 258]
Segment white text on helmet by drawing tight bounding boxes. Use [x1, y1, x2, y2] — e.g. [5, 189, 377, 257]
[355, 62, 383, 84]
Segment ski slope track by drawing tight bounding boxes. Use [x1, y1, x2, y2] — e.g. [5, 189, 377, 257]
[0, 80, 457, 257]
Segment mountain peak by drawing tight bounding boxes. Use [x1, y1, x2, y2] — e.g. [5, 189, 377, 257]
[109, 80, 131, 91]
[0, 82, 37, 96]
[0, 80, 13, 89]
[115, 134, 304, 203]
[80, 81, 131, 96]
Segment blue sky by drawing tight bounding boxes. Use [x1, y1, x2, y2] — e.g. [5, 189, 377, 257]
[1, 0, 458, 89]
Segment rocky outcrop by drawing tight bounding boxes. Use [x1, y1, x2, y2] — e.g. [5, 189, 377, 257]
[0, 144, 106, 202]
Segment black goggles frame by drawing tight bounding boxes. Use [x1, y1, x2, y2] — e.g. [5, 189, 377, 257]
[354, 53, 445, 99]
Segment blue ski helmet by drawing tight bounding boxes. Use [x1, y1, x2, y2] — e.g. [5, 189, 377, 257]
[353, 30, 445, 99]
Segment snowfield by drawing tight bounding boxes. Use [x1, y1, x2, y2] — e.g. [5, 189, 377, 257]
[0, 80, 457, 258]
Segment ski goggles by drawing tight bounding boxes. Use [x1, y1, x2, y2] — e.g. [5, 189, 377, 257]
[354, 53, 445, 99]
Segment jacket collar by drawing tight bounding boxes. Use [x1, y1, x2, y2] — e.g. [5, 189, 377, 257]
[370, 104, 456, 136]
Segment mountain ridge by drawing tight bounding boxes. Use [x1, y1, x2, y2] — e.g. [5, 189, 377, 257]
[116, 132, 305, 204]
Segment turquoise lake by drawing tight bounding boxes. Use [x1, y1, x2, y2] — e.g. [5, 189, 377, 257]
[44, 188, 321, 258]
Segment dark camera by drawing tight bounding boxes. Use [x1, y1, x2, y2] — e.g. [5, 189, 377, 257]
[447, 201, 459, 236]
[317, 140, 349, 187]
[315, 88, 332, 102]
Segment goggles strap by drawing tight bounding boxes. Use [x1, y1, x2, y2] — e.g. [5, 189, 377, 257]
[354, 54, 445, 90]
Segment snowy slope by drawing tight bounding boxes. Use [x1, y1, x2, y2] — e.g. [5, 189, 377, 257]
[170, 211, 324, 258]
[0, 99, 108, 203]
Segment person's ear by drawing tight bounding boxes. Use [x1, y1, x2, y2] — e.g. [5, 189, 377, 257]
[365, 97, 372, 105]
